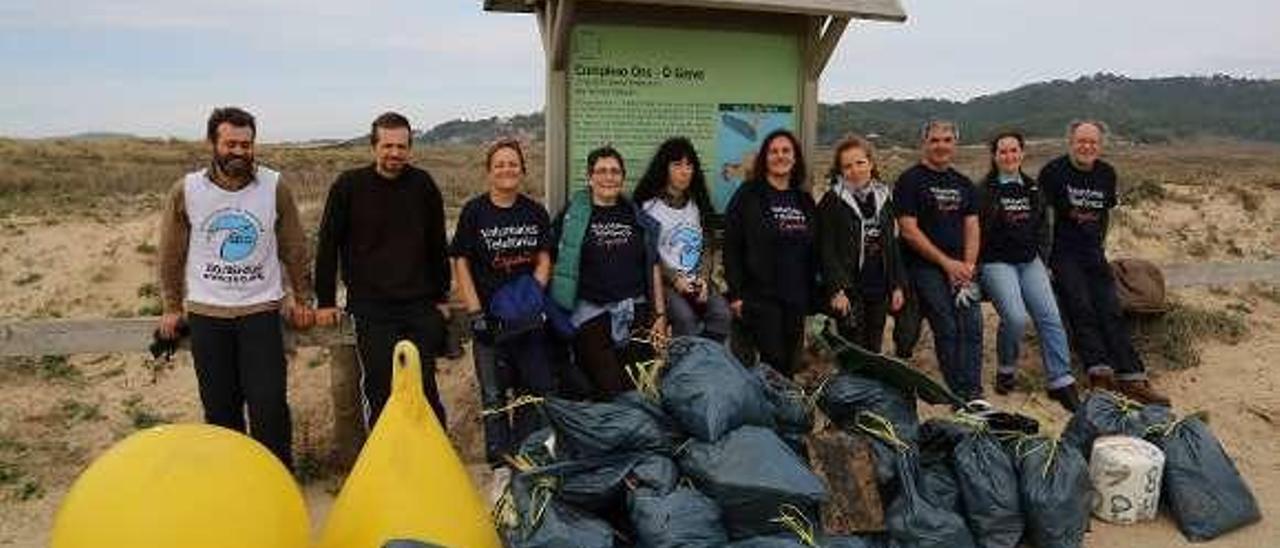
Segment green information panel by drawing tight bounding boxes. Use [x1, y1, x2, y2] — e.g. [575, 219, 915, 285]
[568, 23, 800, 212]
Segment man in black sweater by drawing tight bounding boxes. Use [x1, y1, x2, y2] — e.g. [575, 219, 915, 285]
[314, 112, 452, 431]
[1041, 119, 1169, 405]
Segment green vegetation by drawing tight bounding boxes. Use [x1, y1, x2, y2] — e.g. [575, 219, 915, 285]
[123, 395, 169, 429]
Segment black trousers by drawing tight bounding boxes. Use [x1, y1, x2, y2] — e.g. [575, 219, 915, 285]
[739, 298, 806, 376]
[188, 310, 292, 469]
[351, 302, 447, 432]
[1050, 253, 1146, 378]
[571, 305, 654, 400]
[836, 293, 891, 354]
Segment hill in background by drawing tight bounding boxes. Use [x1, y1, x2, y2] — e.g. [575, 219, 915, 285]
[418, 74, 1280, 146]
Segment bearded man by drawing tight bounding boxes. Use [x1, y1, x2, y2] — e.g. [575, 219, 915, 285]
[156, 106, 315, 468]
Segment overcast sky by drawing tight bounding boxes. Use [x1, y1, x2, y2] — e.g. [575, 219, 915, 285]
[2, 0, 1277, 141]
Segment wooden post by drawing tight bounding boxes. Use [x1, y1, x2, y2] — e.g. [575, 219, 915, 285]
[328, 341, 366, 469]
[807, 427, 885, 533]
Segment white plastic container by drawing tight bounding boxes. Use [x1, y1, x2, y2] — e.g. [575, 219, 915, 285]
[1089, 435, 1165, 524]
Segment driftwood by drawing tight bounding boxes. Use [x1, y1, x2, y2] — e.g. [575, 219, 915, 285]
[807, 427, 885, 533]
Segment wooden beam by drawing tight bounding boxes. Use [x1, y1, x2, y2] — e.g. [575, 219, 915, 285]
[811, 15, 850, 78]
[0, 317, 356, 358]
[549, 0, 576, 71]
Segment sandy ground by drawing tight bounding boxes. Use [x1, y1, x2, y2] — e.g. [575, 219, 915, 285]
[2, 178, 1278, 546]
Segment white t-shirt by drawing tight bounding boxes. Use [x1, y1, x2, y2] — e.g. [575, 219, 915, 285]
[643, 198, 702, 277]
[183, 167, 284, 307]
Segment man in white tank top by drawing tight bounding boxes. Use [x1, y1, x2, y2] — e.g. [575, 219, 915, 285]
[156, 107, 315, 468]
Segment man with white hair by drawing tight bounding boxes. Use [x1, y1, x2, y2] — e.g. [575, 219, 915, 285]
[1039, 120, 1170, 406]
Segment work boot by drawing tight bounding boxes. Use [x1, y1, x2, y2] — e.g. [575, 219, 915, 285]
[1116, 379, 1172, 407]
[1088, 369, 1115, 392]
[994, 372, 1016, 395]
[1047, 384, 1081, 413]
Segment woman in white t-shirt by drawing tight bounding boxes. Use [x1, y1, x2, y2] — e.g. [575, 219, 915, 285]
[632, 137, 731, 341]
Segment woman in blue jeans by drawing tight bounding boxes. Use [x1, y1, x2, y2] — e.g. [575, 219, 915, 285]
[977, 130, 1080, 411]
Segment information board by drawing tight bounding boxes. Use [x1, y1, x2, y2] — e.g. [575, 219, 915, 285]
[568, 23, 800, 212]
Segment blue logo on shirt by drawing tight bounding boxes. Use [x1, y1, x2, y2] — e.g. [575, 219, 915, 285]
[204, 211, 261, 262]
[670, 225, 702, 271]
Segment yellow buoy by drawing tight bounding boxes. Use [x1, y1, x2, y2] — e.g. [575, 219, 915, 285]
[318, 340, 502, 548]
[51, 423, 309, 548]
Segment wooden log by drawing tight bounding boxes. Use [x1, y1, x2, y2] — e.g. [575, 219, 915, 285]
[807, 427, 885, 534]
[329, 342, 366, 470]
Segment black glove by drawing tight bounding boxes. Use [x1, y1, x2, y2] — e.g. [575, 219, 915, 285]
[148, 320, 189, 360]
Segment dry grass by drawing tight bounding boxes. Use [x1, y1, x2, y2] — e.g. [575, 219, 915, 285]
[1131, 299, 1249, 370]
[0, 137, 546, 221]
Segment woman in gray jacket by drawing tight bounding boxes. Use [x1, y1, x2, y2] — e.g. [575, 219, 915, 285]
[816, 134, 905, 353]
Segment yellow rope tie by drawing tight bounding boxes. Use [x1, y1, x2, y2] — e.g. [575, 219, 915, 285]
[1148, 410, 1211, 438]
[855, 411, 910, 453]
[770, 504, 818, 547]
[481, 395, 545, 418]
[625, 359, 664, 400]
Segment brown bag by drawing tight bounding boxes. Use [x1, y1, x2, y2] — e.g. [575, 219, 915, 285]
[1110, 258, 1167, 314]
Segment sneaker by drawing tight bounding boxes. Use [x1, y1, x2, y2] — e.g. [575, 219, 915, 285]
[1116, 380, 1171, 406]
[995, 372, 1016, 395]
[965, 398, 994, 413]
[1047, 384, 1081, 413]
[1088, 369, 1116, 392]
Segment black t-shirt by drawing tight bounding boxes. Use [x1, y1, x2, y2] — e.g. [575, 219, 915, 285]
[766, 187, 815, 307]
[980, 178, 1040, 264]
[577, 203, 647, 305]
[893, 163, 978, 267]
[1039, 155, 1116, 260]
[855, 195, 888, 298]
[449, 193, 551, 305]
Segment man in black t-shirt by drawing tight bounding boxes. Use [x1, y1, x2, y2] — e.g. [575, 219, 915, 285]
[1041, 120, 1169, 405]
[894, 120, 985, 404]
[313, 112, 452, 433]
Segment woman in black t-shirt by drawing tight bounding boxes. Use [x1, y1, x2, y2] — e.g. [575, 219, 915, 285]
[723, 129, 818, 376]
[549, 146, 667, 399]
[450, 138, 555, 468]
[976, 131, 1079, 412]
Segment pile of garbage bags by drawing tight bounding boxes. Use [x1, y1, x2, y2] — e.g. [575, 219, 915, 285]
[496, 336, 1259, 547]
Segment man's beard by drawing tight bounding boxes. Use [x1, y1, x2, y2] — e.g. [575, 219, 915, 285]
[215, 153, 255, 179]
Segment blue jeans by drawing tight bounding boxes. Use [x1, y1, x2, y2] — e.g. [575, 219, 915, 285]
[664, 283, 732, 340]
[980, 259, 1075, 390]
[911, 266, 983, 400]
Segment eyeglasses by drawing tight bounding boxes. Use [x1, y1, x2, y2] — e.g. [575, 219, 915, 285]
[591, 167, 624, 176]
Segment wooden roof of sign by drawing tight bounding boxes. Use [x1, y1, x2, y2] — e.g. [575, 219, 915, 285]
[483, 0, 907, 22]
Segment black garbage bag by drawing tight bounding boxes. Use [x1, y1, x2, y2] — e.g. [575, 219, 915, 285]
[514, 427, 557, 466]
[520, 453, 647, 513]
[1060, 391, 1172, 460]
[823, 535, 893, 548]
[920, 461, 962, 515]
[542, 397, 672, 459]
[1149, 414, 1261, 542]
[755, 363, 814, 435]
[662, 337, 776, 442]
[952, 428, 1022, 548]
[679, 425, 827, 539]
[628, 485, 728, 548]
[727, 535, 810, 548]
[627, 454, 679, 496]
[505, 500, 616, 548]
[615, 390, 685, 444]
[503, 470, 616, 548]
[857, 413, 975, 548]
[820, 372, 919, 444]
[1012, 436, 1091, 548]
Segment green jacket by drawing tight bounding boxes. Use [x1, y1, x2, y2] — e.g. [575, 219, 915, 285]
[550, 190, 661, 310]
